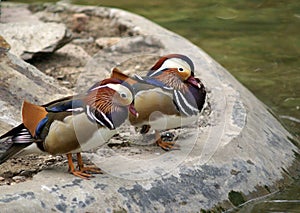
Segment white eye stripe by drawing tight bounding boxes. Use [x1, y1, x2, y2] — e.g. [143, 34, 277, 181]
[89, 85, 107, 91]
[149, 58, 191, 77]
[148, 69, 162, 77]
[106, 84, 133, 102]
[90, 83, 133, 102]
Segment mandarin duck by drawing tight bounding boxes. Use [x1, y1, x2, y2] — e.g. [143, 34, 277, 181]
[0, 78, 138, 179]
[111, 54, 206, 150]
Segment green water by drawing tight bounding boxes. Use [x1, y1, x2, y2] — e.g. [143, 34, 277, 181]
[6, 0, 300, 211]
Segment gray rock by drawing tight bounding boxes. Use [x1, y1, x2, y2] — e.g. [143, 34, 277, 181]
[95, 37, 122, 48]
[0, 5, 72, 60]
[0, 51, 71, 133]
[0, 3, 39, 23]
[0, 2, 299, 212]
[12, 175, 26, 183]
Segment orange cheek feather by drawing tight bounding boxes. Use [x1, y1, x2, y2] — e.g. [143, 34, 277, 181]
[179, 70, 191, 80]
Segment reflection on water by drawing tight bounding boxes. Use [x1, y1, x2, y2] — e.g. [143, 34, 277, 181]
[5, 0, 300, 211]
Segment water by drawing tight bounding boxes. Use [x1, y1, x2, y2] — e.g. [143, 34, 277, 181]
[6, 0, 300, 211]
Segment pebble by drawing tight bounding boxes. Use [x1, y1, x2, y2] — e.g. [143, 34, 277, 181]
[61, 81, 71, 85]
[20, 169, 37, 177]
[130, 148, 142, 154]
[95, 37, 121, 48]
[12, 176, 26, 183]
[55, 155, 64, 161]
[119, 132, 130, 137]
[72, 13, 89, 32]
[72, 37, 94, 44]
[0, 181, 8, 186]
[56, 75, 65, 80]
[0, 177, 5, 181]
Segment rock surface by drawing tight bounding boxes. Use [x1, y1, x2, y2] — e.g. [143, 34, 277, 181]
[0, 2, 299, 212]
[0, 4, 72, 60]
[0, 52, 71, 128]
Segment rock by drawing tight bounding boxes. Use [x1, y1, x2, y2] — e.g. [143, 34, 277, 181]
[0, 2, 299, 212]
[57, 44, 91, 65]
[72, 13, 89, 32]
[72, 37, 94, 44]
[0, 36, 11, 53]
[75, 36, 163, 93]
[33, 43, 92, 89]
[0, 51, 71, 133]
[12, 176, 26, 183]
[35, 11, 62, 23]
[95, 37, 122, 48]
[0, 6, 72, 60]
[0, 4, 39, 23]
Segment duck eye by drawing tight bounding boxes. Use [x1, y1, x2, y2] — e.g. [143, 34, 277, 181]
[120, 92, 127, 99]
[178, 68, 184, 72]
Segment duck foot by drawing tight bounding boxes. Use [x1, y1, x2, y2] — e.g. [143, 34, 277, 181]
[67, 153, 92, 179]
[155, 131, 180, 151]
[76, 153, 102, 174]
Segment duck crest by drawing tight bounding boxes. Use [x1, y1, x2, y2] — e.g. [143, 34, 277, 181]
[149, 54, 195, 75]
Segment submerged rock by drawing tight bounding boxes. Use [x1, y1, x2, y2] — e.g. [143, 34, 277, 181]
[0, 2, 299, 212]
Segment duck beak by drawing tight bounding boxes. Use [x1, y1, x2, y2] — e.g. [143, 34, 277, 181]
[187, 76, 201, 88]
[129, 103, 139, 117]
